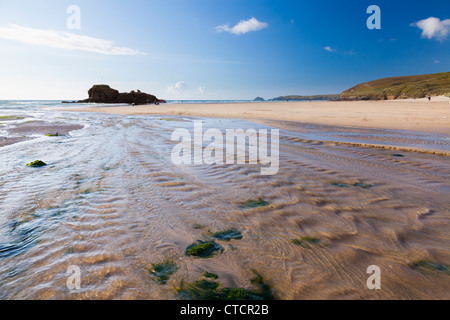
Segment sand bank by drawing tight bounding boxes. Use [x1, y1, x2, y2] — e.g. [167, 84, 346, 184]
[64, 97, 450, 134]
[0, 119, 84, 148]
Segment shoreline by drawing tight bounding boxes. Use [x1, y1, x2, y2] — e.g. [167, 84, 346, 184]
[61, 98, 450, 135]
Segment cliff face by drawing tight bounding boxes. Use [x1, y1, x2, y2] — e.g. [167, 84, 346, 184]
[77, 85, 158, 105]
[339, 72, 450, 101]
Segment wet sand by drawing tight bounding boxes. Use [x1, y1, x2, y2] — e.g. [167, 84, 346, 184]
[64, 97, 450, 134]
[0, 137, 30, 148]
[0, 102, 449, 300]
[0, 111, 448, 300]
[7, 120, 84, 136]
[0, 119, 83, 147]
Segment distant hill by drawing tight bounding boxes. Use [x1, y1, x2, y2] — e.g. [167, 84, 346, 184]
[339, 72, 450, 100]
[270, 94, 340, 101]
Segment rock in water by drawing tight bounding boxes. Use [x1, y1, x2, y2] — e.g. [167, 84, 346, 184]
[77, 85, 159, 105]
[87, 85, 120, 103]
[26, 160, 47, 167]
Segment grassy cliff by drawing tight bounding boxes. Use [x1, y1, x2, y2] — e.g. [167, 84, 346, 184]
[270, 94, 340, 101]
[339, 72, 450, 100]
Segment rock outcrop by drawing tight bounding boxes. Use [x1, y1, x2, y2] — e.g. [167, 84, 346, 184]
[74, 85, 159, 105]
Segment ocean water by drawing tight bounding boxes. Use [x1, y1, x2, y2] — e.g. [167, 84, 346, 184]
[0, 101, 449, 299]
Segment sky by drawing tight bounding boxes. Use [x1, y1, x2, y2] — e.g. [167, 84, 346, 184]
[0, 0, 449, 100]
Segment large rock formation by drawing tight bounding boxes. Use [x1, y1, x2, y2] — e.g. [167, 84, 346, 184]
[75, 85, 159, 105]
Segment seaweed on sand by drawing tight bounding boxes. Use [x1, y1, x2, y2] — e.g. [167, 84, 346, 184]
[0, 116, 24, 120]
[176, 271, 274, 300]
[211, 228, 243, 241]
[185, 240, 224, 258]
[329, 181, 349, 188]
[26, 160, 47, 167]
[353, 183, 373, 189]
[238, 198, 270, 209]
[330, 181, 373, 189]
[202, 271, 219, 279]
[408, 260, 450, 275]
[147, 260, 179, 284]
[291, 236, 327, 249]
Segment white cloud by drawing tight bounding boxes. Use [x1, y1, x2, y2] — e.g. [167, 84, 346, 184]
[411, 17, 450, 41]
[434, 60, 440, 64]
[198, 86, 206, 95]
[216, 17, 268, 35]
[167, 81, 188, 95]
[324, 46, 335, 52]
[0, 24, 146, 55]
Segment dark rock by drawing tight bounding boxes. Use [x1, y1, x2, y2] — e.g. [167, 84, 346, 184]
[87, 85, 119, 103]
[77, 85, 159, 105]
[254, 97, 265, 101]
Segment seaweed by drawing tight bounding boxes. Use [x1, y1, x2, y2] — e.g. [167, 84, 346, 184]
[211, 228, 243, 241]
[291, 236, 326, 249]
[185, 240, 224, 258]
[353, 183, 373, 188]
[290, 239, 311, 248]
[0, 116, 24, 120]
[330, 181, 373, 189]
[202, 271, 219, 279]
[330, 181, 349, 188]
[65, 247, 75, 255]
[238, 197, 270, 209]
[176, 271, 274, 300]
[45, 133, 59, 137]
[392, 154, 404, 157]
[26, 160, 47, 167]
[409, 260, 450, 275]
[192, 223, 205, 230]
[147, 260, 179, 284]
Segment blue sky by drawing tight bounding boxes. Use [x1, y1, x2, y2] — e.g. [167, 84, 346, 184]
[0, 0, 449, 100]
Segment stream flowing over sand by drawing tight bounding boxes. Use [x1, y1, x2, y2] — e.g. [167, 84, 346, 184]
[0, 101, 449, 299]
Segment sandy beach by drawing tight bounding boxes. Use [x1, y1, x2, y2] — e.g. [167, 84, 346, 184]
[65, 97, 450, 134]
[0, 99, 449, 300]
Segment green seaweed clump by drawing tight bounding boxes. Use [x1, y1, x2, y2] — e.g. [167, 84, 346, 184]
[26, 160, 47, 167]
[202, 271, 219, 279]
[409, 260, 450, 275]
[176, 271, 274, 300]
[392, 154, 404, 157]
[0, 115, 24, 120]
[147, 260, 179, 284]
[185, 240, 224, 258]
[330, 181, 373, 189]
[330, 181, 349, 188]
[291, 236, 326, 249]
[211, 228, 243, 241]
[238, 197, 270, 209]
[353, 183, 373, 189]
